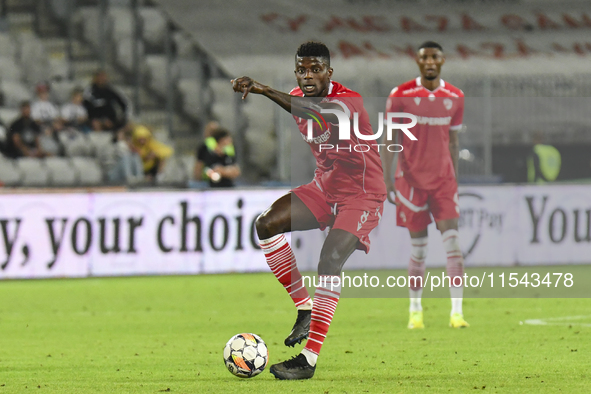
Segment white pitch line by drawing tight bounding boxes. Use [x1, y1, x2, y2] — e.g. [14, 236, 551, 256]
[523, 315, 591, 327]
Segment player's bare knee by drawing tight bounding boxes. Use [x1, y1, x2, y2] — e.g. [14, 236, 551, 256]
[255, 212, 275, 240]
[318, 251, 345, 276]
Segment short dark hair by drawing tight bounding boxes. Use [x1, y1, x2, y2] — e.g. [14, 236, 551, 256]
[211, 128, 230, 142]
[418, 41, 443, 52]
[296, 41, 330, 65]
[20, 100, 30, 108]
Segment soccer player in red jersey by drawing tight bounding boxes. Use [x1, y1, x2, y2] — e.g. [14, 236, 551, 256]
[384, 41, 469, 329]
[232, 42, 386, 379]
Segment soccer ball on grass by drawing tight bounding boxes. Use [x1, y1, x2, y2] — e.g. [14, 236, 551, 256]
[223, 333, 268, 378]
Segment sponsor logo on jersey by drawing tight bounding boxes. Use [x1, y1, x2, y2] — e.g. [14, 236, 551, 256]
[415, 116, 452, 126]
[413, 97, 421, 106]
[302, 128, 331, 144]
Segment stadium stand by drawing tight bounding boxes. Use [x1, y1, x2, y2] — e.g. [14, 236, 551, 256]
[72, 157, 103, 186]
[58, 132, 92, 158]
[45, 156, 77, 186]
[0, 155, 21, 186]
[0, 0, 222, 187]
[152, 0, 591, 181]
[1, 0, 591, 185]
[16, 157, 51, 187]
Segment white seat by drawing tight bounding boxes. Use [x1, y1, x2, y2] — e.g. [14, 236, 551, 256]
[76, 7, 113, 47]
[0, 56, 22, 82]
[211, 102, 236, 130]
[173, 31, 193, 57]
[48, 57, 70, 81]
[95, 140, 117, 171]
[51, 80, 79, 105]
[18, 33, 50, 84]
[45, 157, 77, 186]
[180, 154, 195, 180]
[108, 7, 133, 40]
[245, 128, 275, 171]
[178, 78, 205, 118]
[146, 55, 177, 95]
[0, 157, 21, 186]
[140, 7, 167, 48]
[88, 132, 113, 153]
[0, 108, 20, 126]
[176, 58, 204, 80]
[71, 157, 103, 185]
[58, 131, 93, 157]
[1, 81, 31, 108]
[16, 157, 50, 187]
[0, 33, 16, 59]
[243, 100, 274, 126]
[156, 156, 186, 185]
[115, 37, 145, 72]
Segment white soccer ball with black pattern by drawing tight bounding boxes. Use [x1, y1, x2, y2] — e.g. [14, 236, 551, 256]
[223, 333, 269, 378]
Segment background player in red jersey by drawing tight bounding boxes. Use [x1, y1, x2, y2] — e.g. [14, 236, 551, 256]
[384, 41, 469, 330]
[232, 42, 386, 379]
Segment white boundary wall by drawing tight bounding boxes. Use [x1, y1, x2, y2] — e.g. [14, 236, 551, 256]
[0, 185, 589, 279]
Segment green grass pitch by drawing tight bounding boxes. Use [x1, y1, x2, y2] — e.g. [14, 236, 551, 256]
[0, 270, 589, 393]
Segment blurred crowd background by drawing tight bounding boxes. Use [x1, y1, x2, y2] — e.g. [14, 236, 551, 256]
[0, 0, 590, 189]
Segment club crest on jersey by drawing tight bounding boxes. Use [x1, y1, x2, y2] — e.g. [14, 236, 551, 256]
[413, 97, 421, 106]
[443, 98, 453, 110]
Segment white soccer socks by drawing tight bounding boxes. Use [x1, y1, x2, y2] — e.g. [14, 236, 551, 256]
[442, 229, 464, 316]
[408, 236, 428, 312]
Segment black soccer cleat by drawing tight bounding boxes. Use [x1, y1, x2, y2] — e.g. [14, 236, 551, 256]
[284, 309, 311, 347]
[269, 353, 316, 380]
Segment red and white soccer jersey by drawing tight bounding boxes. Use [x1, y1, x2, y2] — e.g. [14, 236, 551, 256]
[290, 81, 386, 252]
[386, 77, 464, 231]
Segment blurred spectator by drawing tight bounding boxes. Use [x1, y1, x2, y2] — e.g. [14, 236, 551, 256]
[31, 82, 60, 127]
[195, 128, 240, 187]
[0, 120, 8, 157]
[83, 70, 128, 132]
[6, 101, 46, 158]
[527, 132, 561, 183]
[108, 125, 144, 184]
[30, 83, 64, 156]
[61, 88, 89, 132]
[131, 125, 174, 182]
[193, 120, 221, 181]
[202, 120, 221, 149]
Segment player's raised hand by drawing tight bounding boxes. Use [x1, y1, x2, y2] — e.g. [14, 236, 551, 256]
[231, 77, 265, 100]
[386, 183, 398, 205]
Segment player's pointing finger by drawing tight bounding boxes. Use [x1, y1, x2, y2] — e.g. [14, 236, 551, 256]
[242, 85, 251, 100]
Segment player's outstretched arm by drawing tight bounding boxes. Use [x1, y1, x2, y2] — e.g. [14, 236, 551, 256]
[231, 76, 340, 123]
